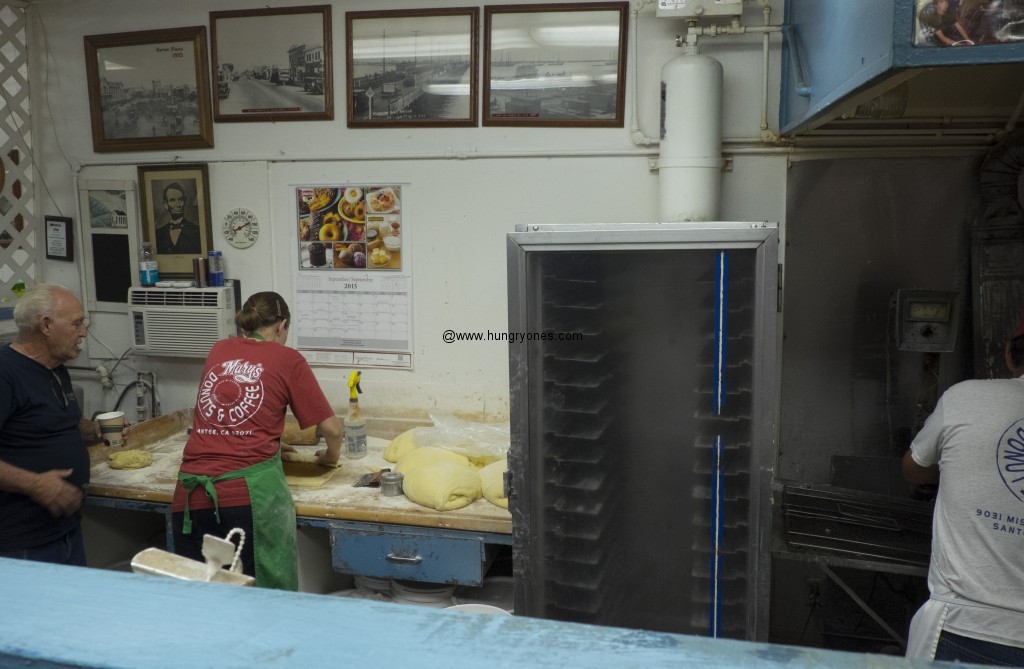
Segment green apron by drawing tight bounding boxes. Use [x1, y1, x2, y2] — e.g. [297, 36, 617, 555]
[177, 452, 298, 591]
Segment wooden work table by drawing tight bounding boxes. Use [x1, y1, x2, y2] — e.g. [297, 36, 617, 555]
[85, 410, 512, 585]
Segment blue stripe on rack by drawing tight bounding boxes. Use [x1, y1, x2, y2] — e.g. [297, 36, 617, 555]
[714, 251, 728, 416]
[709, 250, 728, 637]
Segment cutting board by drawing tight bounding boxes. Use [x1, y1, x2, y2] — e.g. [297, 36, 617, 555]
[282, 450, 341, 488]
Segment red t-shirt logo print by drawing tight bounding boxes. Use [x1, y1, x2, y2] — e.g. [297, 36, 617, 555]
[197, 359, 266, 427]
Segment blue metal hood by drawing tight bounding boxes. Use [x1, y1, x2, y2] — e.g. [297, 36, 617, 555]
[781, 0, 1024, 137]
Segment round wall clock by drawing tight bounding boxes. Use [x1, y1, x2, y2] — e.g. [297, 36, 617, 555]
[222, 207, 259, 249]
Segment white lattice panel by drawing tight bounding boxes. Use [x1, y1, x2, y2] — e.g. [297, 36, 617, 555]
[0, 2, 33, 303]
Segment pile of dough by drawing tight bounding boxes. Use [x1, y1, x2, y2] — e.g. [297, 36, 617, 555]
[479, 458, 508, 509]
[394, 446, 469, 474]
[108, 449, 153, 470]
[402, 461, 481, 512]
[383, 428, 420, 463]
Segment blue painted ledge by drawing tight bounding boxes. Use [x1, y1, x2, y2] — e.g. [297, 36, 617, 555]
[0, 558, 963, 669]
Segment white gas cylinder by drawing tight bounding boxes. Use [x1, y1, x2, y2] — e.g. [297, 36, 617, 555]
[659, 48, 724, 222]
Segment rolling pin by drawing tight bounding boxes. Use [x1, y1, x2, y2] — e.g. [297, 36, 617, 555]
[281, 420, 319, 445]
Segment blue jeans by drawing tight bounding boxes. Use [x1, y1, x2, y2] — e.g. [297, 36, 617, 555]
[935, 631, 1024, 667]
[0, 526, 87, 567]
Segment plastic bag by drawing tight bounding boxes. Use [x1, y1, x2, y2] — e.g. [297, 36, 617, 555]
[414, 412, 509, 461]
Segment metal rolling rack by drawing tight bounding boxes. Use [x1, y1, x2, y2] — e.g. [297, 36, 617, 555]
[507, 223, 780, 641]
[774, 481, 932, 649]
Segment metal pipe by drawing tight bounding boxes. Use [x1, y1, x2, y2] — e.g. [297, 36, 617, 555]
[760, 5, 777, 142]
[135, 374, 147, 423]
[629, 0, 658, 146]
[144, 370, 161, 418]
[783, 25, 812, 98]
[113, 378, 157, 422]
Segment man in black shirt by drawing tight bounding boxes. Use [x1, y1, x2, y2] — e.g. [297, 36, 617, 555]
[0, 284, 103, 565]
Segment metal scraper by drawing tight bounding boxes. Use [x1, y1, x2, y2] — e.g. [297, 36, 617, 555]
[352, 468, 390, 487]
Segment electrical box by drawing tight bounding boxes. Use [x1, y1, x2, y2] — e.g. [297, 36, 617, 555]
[128, 286, 238, 358]
[896, 289, 960, 353]
[656, 0, 743, 18]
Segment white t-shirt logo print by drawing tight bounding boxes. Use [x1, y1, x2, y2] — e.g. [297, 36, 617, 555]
[197, 358, 266, 427]
[996, 418, 1024, 504]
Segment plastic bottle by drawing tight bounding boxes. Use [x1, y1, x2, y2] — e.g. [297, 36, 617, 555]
[344, 370, 367, 460]
[139, 242, 158, 286]
[208, 250, 225, 287]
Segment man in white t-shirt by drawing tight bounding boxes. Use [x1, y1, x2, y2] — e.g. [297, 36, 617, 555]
[903, 320, 1024, 665]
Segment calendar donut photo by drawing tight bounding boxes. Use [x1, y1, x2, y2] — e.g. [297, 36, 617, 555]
[296, 184, 402, 271]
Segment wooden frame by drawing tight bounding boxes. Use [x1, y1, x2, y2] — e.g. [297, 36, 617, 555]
[483, 2, 628, 127]
[210, 5, 333, 122]
[346, 7, 479, 128]
[84, 27, 214, 152]
[44, 216, 73, 262]
[137, 164, 213, 278]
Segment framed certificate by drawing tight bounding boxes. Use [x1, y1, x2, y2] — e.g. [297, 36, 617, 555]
[45, 215, 74, 261]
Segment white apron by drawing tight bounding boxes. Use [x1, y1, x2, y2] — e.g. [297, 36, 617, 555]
[905, 598, 948, 660]
[906, 594, 1020, 660]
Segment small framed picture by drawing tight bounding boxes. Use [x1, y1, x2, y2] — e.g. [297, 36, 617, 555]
[346, 7, 479, 128]
[84, 27, 214, 152]
[913, 0, 1020, 47]
[210, 5, 334, 122]
[44, 216, 73, 262]
[483, 2, 628, 127]
[137, 164, 213, 278]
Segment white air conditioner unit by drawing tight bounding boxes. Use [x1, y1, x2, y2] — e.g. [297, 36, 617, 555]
[129, 287, 238, 358]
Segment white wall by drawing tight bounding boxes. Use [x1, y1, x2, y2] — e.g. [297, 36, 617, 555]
[28, 0, 788, 422]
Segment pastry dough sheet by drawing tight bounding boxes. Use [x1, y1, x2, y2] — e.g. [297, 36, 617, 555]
[283, 461, 343, 488]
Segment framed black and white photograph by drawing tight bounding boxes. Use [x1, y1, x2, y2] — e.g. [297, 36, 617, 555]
[138, 164, 213, 278]
[483, 2, 628, 127]
[346, 7, 479, 128]
[210, 5, 333, 122]
[84, 27, 214, 152]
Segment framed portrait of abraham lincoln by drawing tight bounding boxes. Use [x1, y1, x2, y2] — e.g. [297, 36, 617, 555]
[138, 163, 213, 278]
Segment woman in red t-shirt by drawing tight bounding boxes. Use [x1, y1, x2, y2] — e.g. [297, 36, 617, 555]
[171, 291, 342, 589]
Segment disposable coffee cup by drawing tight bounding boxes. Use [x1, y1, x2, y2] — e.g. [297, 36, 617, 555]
[96, 411, 125, 447]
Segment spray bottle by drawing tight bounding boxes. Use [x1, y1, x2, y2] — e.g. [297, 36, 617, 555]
[344, 370, 367, 459]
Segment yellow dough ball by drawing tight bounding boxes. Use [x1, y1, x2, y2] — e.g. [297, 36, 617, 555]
[108, 449, 154, 470]
[479, 458, 508, 509]
[384, 429, 420, 463]
[402, 461, 481, 512]
[395, 446, 469, 475]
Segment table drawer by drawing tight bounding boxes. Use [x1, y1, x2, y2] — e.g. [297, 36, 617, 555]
[328, 523, 493, 585]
